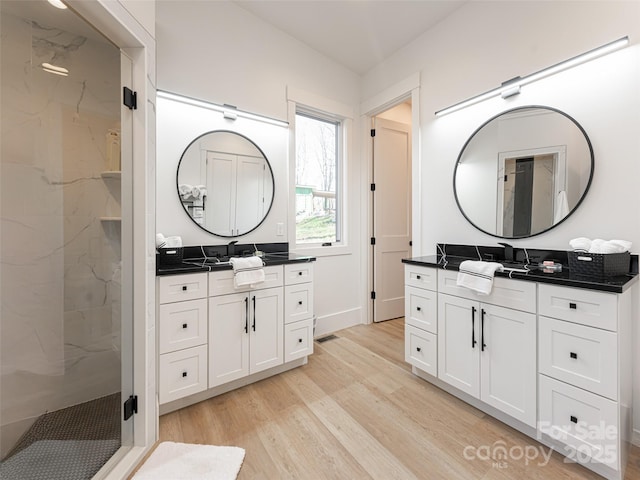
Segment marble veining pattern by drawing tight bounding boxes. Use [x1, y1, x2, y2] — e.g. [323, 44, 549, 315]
[1, 8, 123, 457]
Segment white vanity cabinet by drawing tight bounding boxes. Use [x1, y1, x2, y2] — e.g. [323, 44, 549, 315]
[437, 271, 537, 428]
[158, 261, 315, 412]
[404, 260, 636, 480]
[208, 285, 284, 387]
[537, 283, 632, 478]
[404, 264, 438, 376]
[158, 272, 209, 404]
[283, 263, 314, 362]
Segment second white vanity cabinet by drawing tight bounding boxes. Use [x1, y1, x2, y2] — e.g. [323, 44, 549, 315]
[437, 271, 537, 428]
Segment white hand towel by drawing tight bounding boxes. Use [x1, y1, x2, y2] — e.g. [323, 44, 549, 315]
[230, 256, 265, 288]
[456, 260, 504, 295]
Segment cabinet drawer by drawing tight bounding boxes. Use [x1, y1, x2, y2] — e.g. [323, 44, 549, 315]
[404, 264, 437, 291]
[159, 298, 208, 354]
[539, 375, 618, 468]
[405, 325, 437, 377]
[284, 263, 314, 286]
[438, 270, 536, 313]
[538, 284, 617, 331]
[209, 265, 283, 296]
[285, 283, 314, 324]
[158, 272, 208, 304]
[284, 318, 314, 362]
[405, 286, 437, 334]
[539, 316, 617, 400]
[159, 345, 208, 404]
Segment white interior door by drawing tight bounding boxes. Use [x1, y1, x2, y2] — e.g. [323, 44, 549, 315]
[372, 117, 411, 322]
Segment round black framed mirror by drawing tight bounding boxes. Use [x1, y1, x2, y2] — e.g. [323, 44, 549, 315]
[453, 106, 594, 238]
[176, 130, 275, 237]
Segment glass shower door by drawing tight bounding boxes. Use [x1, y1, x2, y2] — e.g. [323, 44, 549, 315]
[0, 1, 134, 478]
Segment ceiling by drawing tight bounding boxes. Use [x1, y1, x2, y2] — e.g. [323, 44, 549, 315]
[234, 0, 466, 75]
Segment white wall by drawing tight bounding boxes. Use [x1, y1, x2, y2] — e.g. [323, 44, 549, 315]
[362, 0, 640, 440]
[156, 1, 364, 335]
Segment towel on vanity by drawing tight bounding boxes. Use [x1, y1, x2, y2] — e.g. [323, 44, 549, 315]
[456, 260, 504, 295]
[230, 256, 265, 288]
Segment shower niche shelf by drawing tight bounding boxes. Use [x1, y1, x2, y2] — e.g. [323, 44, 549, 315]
[101, 171, 121, 179]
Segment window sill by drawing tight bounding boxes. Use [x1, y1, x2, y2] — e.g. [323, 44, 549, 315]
[292, 244, 353, 258]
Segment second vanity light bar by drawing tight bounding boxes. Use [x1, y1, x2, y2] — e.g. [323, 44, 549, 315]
[157, 90, 289, 128]
[435, 36, 629, 117]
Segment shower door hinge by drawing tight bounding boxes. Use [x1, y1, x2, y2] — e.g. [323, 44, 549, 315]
[371, 291, 376, 300]
[124, 395, 138, 421]
[123, 87, 137, 110]
[370, 129, 376, 137]
[370, 183, 376, 191]
[370, 237, 376, 245]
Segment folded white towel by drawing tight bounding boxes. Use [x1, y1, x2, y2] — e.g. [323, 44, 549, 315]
[569, 238, 632, 254]
[230, 256, 265, 288]
[456, 260, 504, 295]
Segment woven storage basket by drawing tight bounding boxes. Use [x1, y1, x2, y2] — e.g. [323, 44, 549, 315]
[158, 247, 184, 265]
[567, 251, 630, 279]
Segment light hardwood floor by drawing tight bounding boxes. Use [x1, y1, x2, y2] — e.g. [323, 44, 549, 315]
[154, 319, 640, 479]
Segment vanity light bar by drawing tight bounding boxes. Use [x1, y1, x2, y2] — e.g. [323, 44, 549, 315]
[157, 90, 289, 128]
[435, 36, 629, 117]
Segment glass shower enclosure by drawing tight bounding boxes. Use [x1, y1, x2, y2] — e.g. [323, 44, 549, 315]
[0, 1, 134, 478]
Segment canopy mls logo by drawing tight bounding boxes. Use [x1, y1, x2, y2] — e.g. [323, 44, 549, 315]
[462, 440, 553, 469]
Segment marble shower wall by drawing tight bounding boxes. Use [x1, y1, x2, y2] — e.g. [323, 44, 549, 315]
[1, 8, 122, 456]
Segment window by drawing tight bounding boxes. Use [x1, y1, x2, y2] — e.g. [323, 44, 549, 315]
[294, 111, 341, 245]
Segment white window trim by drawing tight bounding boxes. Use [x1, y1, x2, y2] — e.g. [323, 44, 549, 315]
[287, 88, 353, 257]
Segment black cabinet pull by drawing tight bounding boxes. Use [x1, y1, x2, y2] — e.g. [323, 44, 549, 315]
[182, 323, 187, 329]
[570, 415, 578, 424]
[244, 297, 248, 333]
[252, 295, 256, 331]
[298, 338, 303, 343]
[298, 300, 303, 305]
[298, 271, 303, 276]
[416, 306, 421, 312]
[182, 285, 187, 291]
[471, 306, 477, 348]
[481, 309, 486, 351]
[570, 352, 578, 359]
[416, 347, 421, 352]
[569, 302, 577, 310]
[182, 371, 187, 378]
[416, 275, 421, 280]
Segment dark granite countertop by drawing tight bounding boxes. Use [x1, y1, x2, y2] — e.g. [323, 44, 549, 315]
[157, 252, 315, 276]
[402, 255, 638, 294]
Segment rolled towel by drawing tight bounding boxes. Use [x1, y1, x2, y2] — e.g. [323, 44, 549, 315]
[230, 256, 265, 288]
[569, 237, 592, 251]
[195, 185, 208, 197]
[456, 260, 504, 295]
[589, 239, 606, 254]
[178, 184, 192, 197]
[610, 239, 632, 252]
[156, 233, 167, 248]
[191, 186, 202, 199]
[165, 236, 182, 248]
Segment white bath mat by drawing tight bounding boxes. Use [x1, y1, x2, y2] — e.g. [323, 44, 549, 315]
[132, 442, 245, 480]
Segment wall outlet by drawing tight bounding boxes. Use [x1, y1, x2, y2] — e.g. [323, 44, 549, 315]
[276, 223, 284, 236]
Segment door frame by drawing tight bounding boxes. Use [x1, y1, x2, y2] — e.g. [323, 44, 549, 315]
[360, 73, 421, 324]
[65, 1, 156, 479]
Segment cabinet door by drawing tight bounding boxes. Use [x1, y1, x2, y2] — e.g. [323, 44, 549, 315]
[249, 287, 284, 374]
[480, 304, 537, 427]
[438, 294, 480, 397]
[209, 293, 250, 387]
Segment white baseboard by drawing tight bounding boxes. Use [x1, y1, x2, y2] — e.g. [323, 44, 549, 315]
[314, 307, 362, 338]
[633, 428, 640, 447]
